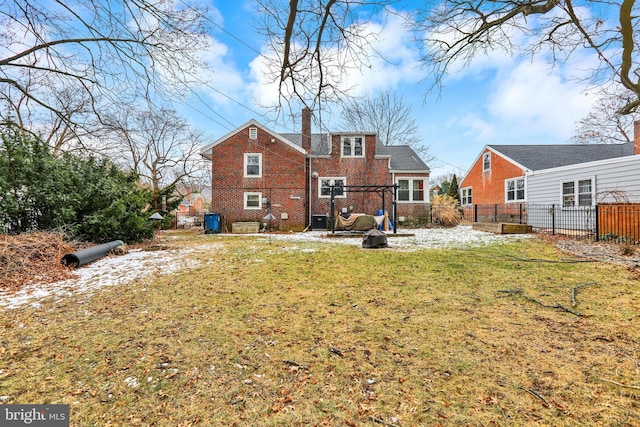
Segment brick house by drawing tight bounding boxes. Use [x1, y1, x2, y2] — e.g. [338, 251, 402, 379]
[176, 188, 207, 216]
[459, 126, 640, 207]
[199, 108, 430, 231]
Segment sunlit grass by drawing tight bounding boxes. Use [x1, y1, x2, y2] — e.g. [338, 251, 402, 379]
[1, 232, 638, 426]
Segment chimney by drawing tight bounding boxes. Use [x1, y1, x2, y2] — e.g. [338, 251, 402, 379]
[187, 187, 191, 203]
[635, 120, 640, 155]
[301, 107, 311, 153]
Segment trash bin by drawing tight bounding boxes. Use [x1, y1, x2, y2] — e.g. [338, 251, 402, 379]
[204, 213, 221, 234]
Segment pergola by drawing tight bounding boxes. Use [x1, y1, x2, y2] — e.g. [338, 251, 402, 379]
[329, 184, 399, 234]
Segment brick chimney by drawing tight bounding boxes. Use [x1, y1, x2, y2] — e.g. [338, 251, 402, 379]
[635, 120, 640, 155]
[301, 107, 311, 153]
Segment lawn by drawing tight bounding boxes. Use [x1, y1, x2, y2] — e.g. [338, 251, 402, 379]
[1, 230, 639, 426]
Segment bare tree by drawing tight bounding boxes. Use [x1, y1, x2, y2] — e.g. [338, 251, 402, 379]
[572, 86, 640, 144]
[0, 0, 208, 143]
[261, 0, 640, 116]
[103, 106, 209, 195]
[339, 90, 431, 160]
[416, 0, 640, 115]
[255, 0, 392, 111]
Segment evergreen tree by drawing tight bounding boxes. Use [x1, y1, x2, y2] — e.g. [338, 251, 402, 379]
[447, 174, 460, 202]
[0, 120, 159, 243]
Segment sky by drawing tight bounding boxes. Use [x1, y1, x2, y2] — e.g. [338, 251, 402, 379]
[175, 0, 605, 181]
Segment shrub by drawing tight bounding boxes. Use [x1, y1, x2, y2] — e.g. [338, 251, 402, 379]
[432, 194, 461, 227]
[0, 121, 157, 243]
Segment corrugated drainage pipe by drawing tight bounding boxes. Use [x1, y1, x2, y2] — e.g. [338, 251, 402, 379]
[61, 240, 124, 268]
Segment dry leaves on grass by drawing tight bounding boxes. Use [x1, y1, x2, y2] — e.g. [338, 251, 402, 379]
[0, 232, 77, 291]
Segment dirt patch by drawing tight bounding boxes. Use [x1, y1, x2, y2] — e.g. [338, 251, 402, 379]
[545, 235, 640, 271]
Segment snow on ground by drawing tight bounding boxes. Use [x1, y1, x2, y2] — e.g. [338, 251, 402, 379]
[264, 225, 530, 250]
[0, 244, 223, 310]
[0, 226, 529, 310]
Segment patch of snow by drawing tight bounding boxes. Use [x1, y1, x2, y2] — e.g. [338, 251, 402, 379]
[0, 243, 224, 310]
[0, 226, 528, 310]
[256, 225, 530, 250]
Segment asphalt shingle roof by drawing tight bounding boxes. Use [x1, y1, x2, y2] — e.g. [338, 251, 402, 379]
[280, 133, 429, 172]
[377, 144, 430, 172]
[489, 142, 634, 171]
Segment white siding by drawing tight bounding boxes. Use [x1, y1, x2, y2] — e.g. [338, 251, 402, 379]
[525, 155, 640, 231]
[527, 155, 640, 204]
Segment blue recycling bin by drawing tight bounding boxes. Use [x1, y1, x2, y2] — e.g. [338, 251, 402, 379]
[204, 213, 221, 234]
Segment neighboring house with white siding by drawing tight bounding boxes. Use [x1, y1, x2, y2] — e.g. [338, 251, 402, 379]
[525, 154, 640, 230]
[460, 121, 640, 208]
[526, 155, 640, 205]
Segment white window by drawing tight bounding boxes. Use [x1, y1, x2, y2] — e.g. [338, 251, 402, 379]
[461, 187, 472, 205]
[483, 152, 491, 171]
[319, 177, 346, 198]
[249, 127, 257, 139]
[397, 178, 426, 202]
[244, 153, 262, 177]
[244, 192, 262, 210]
[562, 178, 593, 207]
[342, 136, 364, 157]
[505, 178, 525, 202]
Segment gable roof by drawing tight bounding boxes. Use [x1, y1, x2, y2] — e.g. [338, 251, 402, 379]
[377, 144, 430, 172]
[200, 119, 429, 172]
[280, 132, 330, 155]
[199, 119, 306, 160]
[489, 142, 634, 171]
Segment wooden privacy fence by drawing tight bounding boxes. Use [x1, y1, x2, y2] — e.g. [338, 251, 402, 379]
[597, 203, 640, 242]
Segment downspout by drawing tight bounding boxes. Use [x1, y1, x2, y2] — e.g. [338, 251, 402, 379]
[304, 156, 312, 231]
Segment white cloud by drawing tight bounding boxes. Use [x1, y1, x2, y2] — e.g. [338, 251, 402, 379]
[197, 35, 247, 104]
[344, 12, 423, 95]
[245, 9, 423, 106]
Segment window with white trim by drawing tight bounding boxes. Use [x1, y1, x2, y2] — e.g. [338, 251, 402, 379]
[249, 127, 257, 139]
[341, 136, 364, 157]
[244, 153, 262, 177]
[244, 192, 262, 210]
[319, 177, 346, 198]
[505, 178, 525, 202]
[397, 178, 426, 202]
[562, 178, 593, 207]
[483, 152, 491, 171]
[461, 187, 472, 205]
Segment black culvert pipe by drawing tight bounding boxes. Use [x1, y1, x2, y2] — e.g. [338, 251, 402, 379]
[61, 240, 124, 268]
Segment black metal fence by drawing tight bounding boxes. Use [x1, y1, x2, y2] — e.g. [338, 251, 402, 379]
[429, 203, 640, 244]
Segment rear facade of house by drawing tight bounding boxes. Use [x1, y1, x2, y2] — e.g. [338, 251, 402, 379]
[200, 109, 430, 231]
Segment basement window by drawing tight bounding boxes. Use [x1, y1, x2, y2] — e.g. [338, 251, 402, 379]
[244, 192, 262, 210]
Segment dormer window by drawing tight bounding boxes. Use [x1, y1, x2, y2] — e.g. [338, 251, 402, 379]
[342, 136, 364, 157]
[249, 127, 257, 139]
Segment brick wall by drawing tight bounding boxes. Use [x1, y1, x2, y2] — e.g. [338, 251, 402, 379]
[209, 125, 308, 231]
[460, 148, 525, 205]
[394, 172, 430, 218]
[635, 120, 640, 155]
[209, 123, 430, 230]
[310, 134, 389, 216]
[309, 135, 429, 218]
